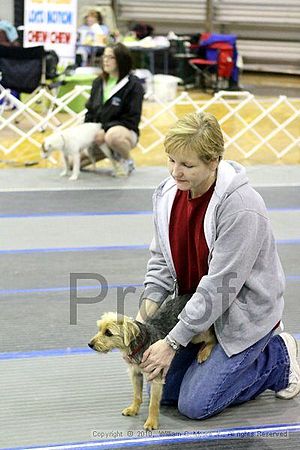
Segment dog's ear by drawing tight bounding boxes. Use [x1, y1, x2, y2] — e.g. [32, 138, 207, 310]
[97, 315, 121, 337]
[123, 317, 140, 347]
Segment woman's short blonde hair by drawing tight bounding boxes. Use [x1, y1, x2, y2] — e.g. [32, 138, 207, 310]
[164, 112, 224, 163]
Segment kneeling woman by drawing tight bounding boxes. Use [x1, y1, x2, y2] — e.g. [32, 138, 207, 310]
[138, 111, 300, 419]
[84, 43, 144, 176]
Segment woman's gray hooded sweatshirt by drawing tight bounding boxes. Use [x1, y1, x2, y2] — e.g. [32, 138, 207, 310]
[142, 160, 285, 356]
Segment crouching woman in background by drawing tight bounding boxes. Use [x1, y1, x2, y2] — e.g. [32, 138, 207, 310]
[83, 42, 144, 176]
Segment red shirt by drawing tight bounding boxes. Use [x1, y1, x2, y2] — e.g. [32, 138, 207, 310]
[169, 183, 215, 295]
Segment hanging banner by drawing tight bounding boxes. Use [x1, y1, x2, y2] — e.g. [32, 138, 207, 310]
[24, 0, 77, 64]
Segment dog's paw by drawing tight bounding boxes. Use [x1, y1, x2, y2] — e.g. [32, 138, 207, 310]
[122, 405, 139, 416]
[143, 417, 159, 431]
[60, 170, 68, 177]
[69, 174, 78, 181]
[196, 345, 212, 363]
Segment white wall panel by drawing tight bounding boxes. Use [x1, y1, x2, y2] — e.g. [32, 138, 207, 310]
[0, 0, 14, 23]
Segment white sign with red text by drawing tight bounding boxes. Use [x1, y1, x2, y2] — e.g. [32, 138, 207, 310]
[24, 0, 77, 64]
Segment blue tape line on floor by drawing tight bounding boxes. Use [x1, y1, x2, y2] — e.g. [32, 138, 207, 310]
[1, 334, 300, 361]
[0, 347, 93, 360]
[0, 283, 143, 296]
[2, 423, 300, 450]
[0, 211, 153, 219]
[0, 239, 299, 255]
[277, 239, 300, 245]
[0, 276, 299, 298]
[0, 207, 298, 219]
[0, 244, 149, 255]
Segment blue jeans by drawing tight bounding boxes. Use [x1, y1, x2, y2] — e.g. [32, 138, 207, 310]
[162, 331, 290, 419]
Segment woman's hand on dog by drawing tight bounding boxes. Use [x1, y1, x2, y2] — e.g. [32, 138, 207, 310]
[140, 339, 176, 381]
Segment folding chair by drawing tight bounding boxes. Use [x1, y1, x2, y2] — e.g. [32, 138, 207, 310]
[0, 44, 63, 122]
[189, 33, 238, 92]
[0, 45, 44, 93]
[188, 56, 218, 91]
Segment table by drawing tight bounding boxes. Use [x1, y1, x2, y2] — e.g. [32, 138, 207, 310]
[76, 44, 170, 74]
[76, 44, 105, 67]
[125, 45, 170, 74]
[58, 72, 99, 112]
[173, 52, 196, 86]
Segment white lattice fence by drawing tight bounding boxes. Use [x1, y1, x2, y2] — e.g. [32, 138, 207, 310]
[137, 91, 300, 163]
[0, 86, 299, 166]
[211, 91, 300, 160]
[0, 85, 91, 165]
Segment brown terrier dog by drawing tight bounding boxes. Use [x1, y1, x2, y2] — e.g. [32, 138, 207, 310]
[88, 296, 216, 430]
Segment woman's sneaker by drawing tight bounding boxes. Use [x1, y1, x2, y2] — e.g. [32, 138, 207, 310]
[100, 145, 135, 177]
[276, 333, 300, 399]
[113, 158, 135, 177]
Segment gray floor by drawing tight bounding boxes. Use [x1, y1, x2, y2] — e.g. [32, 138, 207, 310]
[240, 83, 300, 98]
[0, 165, 299, 450]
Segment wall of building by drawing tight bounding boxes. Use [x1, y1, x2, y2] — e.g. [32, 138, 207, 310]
[0, 0, 14, 23]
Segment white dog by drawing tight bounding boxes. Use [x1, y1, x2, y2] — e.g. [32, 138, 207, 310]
[41, 123, 102, 180]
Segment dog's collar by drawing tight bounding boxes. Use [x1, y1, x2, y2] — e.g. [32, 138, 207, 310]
[128, 341, 145, 360]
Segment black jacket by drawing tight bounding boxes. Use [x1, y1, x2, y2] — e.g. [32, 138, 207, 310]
[84, 74, 144, 136]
